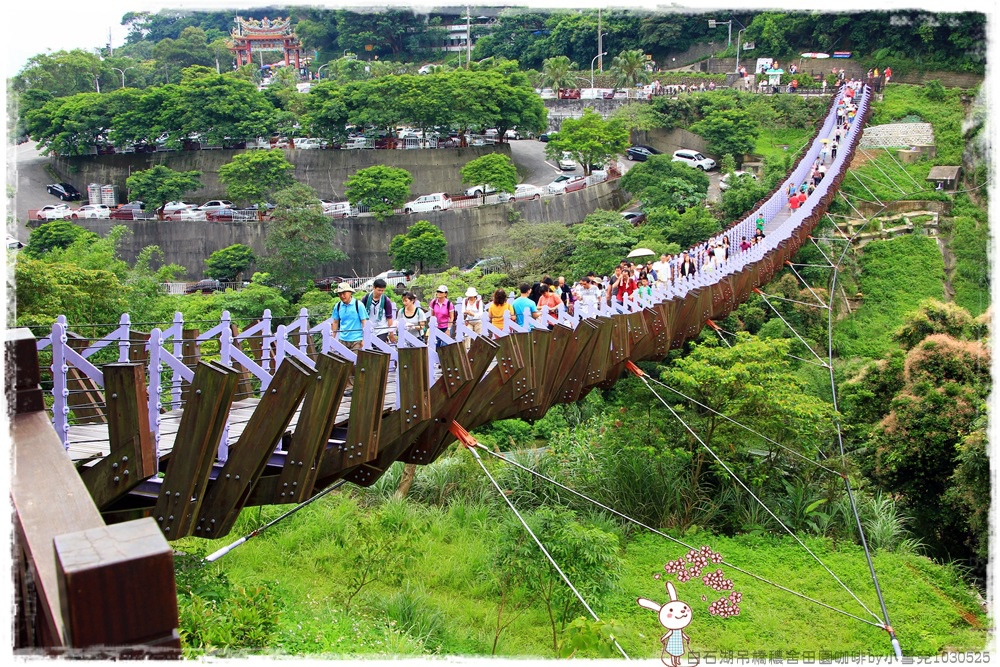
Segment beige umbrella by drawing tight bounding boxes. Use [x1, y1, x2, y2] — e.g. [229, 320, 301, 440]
[626, 247, 656, 259]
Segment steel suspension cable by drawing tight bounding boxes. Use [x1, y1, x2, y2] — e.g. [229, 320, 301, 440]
[464, 444, 631, 659]
[752, 290, 830, 367]
[632, 371, 884, 625]
[473, 444, 882, 629]
[641, 375, 844, 477]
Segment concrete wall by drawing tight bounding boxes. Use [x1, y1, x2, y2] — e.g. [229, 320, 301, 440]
[51, 144, 510, 205]
[77, 181, 626, 278]
[630, 127, 715, 161]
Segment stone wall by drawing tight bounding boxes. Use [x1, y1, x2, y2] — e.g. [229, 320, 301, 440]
[76, 182, 626, 278]
[854, 199, 952, 219]
[51, 144, 510, 205]
[630, 127, 715, 161]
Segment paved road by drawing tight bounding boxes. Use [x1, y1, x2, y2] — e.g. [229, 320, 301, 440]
[12, 141, 55, 242]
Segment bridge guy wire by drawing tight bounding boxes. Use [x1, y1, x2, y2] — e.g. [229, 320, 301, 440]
[463, 441, 631, 659]
[639, 374, 845, 477]
[628, 370, 885, 626]
[471, 442, 883, 629]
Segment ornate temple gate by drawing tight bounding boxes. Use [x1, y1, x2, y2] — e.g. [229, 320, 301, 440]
[229, 16, 304, 70]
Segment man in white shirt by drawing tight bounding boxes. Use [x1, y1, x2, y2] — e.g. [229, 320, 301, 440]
[360, 278, 395, 343]
[652, 253, 672, 285]
[574, 276, 603, 316]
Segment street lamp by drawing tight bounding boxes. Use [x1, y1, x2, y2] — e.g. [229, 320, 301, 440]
[735, 28, 746, 73]
[591, 51, 607, 89]
[111, 67, 133, 88]
[707, 19, 732, 48]
[93, 75, 101, 93]
[598, 32, 608, 71]
[317, 63, 332, 80]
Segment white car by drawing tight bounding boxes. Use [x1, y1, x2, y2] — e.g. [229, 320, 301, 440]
[162, 201, 199, 214]
[507, 184, 542, 201]
[545, 174, 586, 194]
[7, 236, 25, 250]
[403, 192, 452, 213]
[558, 152, 577, 171]
[719, 171, 758, 190]
[321, 200, 352, 218]
[163, 208, 207, 221]
[196, 200, 234, 214]
[71, 204, 112, 219]
[293, 137, 322, 149]
[36, 204, 72, 221]
[359, 269, 415, 291]
[465, 183, 497, 197]
[672, 149, 717, 171]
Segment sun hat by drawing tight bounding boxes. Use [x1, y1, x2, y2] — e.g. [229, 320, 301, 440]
[436, 284, 449, 293]
[465, 286, 478, 297]
[336, 282, 354, 293]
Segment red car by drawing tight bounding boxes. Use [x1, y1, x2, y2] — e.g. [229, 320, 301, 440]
[557, 88, 581, 99]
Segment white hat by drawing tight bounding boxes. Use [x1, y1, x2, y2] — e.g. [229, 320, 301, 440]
[465, 286, 479, 297]
[336, 282, 354, 293]
[436, 284, 449, 293]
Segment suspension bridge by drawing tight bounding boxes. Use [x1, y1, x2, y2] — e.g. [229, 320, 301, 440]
[11, 82, 897, 656]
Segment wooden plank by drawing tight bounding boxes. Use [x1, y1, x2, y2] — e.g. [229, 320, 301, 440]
[79, 364, 158, 510]
[54, 518, 180, 653]
[65, 333, 107, 424]
[195, 357, 313, 537]
[397, 346, 431, 433]
[127, 331, 150, 363]
[518, 323, 569, 421]
[13, 411, 107, 646]
[338, 350, 391, 468]
[583, 316, 615, 387]
[152, 361, 239, 540]
[493, 333, 523, 384]
[274, 353, 351, 503]
[551, 318, 600, 406]
[398, 336, 497, 465]
[179, 328, 201, 404]
[438, 342, 474, 397]
[609, 314, 629, 365]
[230, 324, 255, 398]
[5, 328, 45, 414]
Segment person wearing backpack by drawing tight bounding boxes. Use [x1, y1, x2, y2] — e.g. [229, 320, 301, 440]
[399, 291, 428, 341]
[360, 278, 396, 344]
[429, 284, 455, 347]
[330, 282, 368, 396]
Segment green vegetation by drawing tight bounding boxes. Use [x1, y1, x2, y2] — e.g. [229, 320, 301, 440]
[544, 108, 629, 177]
[833, 235, 945, 358]
[125, 165, 203, 211]
[388, 220, 448, 273]
[460, 154, 518, 197]
[345, 166, 413, 222]
[217, 150, 295, 206]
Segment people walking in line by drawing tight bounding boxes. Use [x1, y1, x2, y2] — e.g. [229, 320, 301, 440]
[487, 288, 515, 332]
[462, 286, 483, 349]
[429, 285, 455, 345]
[512, 283, 539, 326]
[399, 291, 428, 341]
[360, 278, 395, 344]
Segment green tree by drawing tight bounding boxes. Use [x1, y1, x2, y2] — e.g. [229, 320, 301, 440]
[24, 221, 97, 258]
[646, 205, 721, 249]
[569, 210, 638, 278]
[204, 244, 256, 282]
[608, 49, 651, 91]
[388, 220, 448, 273]
[461, 153, 518, 198]
[345, 165, 413, 222]
[260, 183, 347, 298]
[545, 108, 629, 176]
[494, 508, 622, 653]
[152, 27, 215, 72]
[690, 108, 760, 164]
[537, 55, 576, 90]
[217, 150, 295, 206]
[125, 165, 203, 211]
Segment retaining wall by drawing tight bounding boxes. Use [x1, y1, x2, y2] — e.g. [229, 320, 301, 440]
[76, 182, 626, 278]
[51, 144, 510, 205]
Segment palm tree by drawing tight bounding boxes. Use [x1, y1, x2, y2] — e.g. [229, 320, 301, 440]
[537, 55, 577, 91]
[609, 49, 651, 92]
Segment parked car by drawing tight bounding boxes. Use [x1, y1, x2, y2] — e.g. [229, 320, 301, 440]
[403, 192, 452, 213]
[293, 137, 322, 149]
[719, 171, 758, 190]
[321, 200, 352, 218]
[461, 257, 509, 273]
[314, 275, 349, 290]
[621, 209, 647, 225]
[510, 184, 542, 201]
[504, 128, 523, 140]
[71, 204, 111, 219]
[557, 88, 581, 99]
[184, 279, 222, 294]
[162, 201, 199, 214]
[359, 270, 414, 291]
[625, 145, 662, 161]
[465, 183, 497, 197]
[117, 201, 145, 210]
[163, 208, 207, 221]
[47, 183, 82, 201]
[672, 149, 717, 171]
[196, 200, 234, 214]
[545, 174, 586, 194]
[558, 152, 577, 171]
[36, 204, 73, 221]
[538, 132, 557, 142]
[6, 236, 24, 250]
[206, 208, 259, 222]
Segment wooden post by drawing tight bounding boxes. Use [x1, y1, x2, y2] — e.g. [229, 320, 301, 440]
[79, 363, 158, 509]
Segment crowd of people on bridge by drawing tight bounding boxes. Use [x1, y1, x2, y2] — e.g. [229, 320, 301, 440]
[326, 79, 867, 364]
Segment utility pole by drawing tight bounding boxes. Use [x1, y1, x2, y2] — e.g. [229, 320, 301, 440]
[597, 9, 603, 72]
[466, 5, 471, 68]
